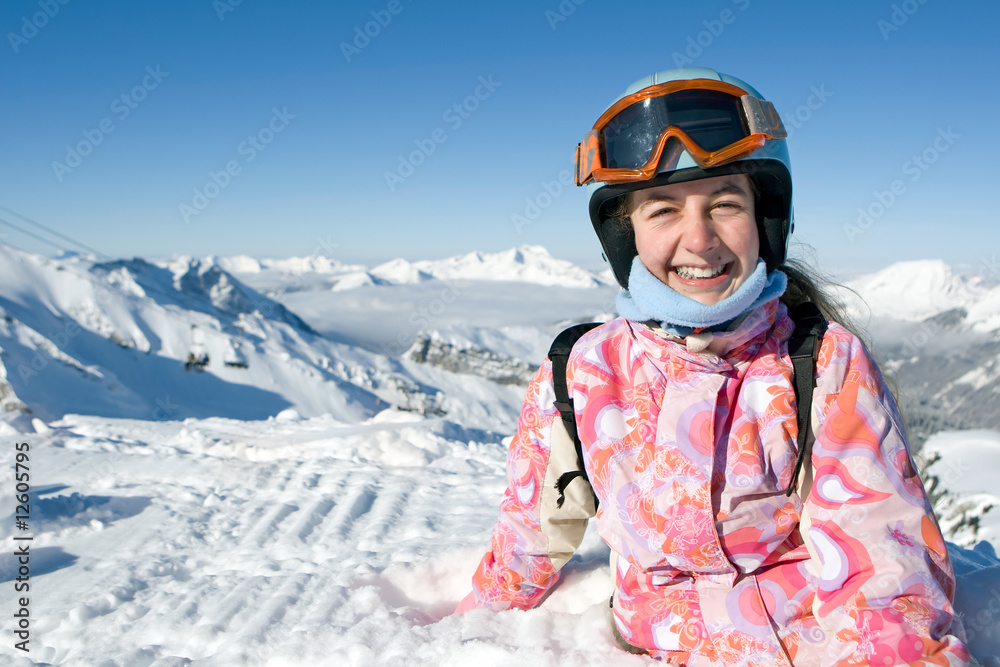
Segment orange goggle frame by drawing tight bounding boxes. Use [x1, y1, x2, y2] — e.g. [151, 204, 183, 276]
[574, 79, 787, 186]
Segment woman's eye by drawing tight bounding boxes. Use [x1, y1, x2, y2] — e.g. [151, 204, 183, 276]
[648, 207, 676, 217]
[714, 201, 745, 212]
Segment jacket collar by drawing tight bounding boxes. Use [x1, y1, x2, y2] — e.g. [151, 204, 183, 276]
[628, 297, 792, 366]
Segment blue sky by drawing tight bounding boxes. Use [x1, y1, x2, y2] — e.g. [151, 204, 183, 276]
[1, 0, 997, 276]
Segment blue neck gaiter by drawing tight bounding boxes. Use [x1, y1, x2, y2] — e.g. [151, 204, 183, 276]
[616, 257, 787, 335]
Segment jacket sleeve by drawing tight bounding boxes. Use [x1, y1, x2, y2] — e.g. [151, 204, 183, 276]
[468, 358, 597, 611]
[800, 325, 971, 666]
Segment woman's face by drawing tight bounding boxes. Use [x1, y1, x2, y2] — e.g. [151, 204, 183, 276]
[628, 174, 759, 306]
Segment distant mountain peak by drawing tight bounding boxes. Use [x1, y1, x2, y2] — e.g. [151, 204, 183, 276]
[217, 245, 611, 290]
[843, 259, 992, 325]
[379, 245, 611, 288]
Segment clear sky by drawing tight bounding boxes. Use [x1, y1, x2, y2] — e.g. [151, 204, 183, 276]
[1, 0, 997, 277]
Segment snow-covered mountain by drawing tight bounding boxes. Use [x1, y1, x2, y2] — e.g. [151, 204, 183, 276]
[840, 259, 1000, 329]
[216, 253, 361, 276]
[832, 260, 1000, 444]
[388, 245, 615, 288]
[0, 246, 513, 427]
[8, 245, 1000, 443]
[226, 245, 614, 295]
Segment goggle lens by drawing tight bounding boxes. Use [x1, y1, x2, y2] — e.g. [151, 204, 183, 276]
[603, 90, 750, 169]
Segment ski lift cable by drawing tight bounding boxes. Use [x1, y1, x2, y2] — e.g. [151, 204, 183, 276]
[0, 205, 111, 259]
[0, 236, 30, 255]
[0, 215, 71, 254]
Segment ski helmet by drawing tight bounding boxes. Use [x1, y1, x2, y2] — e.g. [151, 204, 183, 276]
[575, 67, 793, 289]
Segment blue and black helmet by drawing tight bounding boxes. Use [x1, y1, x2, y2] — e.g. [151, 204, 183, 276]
[574, 67, 793, 289]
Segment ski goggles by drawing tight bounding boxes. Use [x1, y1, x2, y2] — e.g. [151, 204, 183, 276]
[575, 79, 787, 185]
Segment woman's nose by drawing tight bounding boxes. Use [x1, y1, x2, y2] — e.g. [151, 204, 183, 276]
[680, 210, 719, 255]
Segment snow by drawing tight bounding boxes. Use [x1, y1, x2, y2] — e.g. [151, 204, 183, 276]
[922, 430, 1000, 548]
[212, 254, 263, 275]
[842, 260, 978, 322]
[369, 258, 433, 285]
[840, 258, 1000, 336]
[370, 246, 613, 289]
[330, 271, 377, 292]
[0, 411, 643, 666]
[216, 254, 359, 277]
[0, 245, 997, 665]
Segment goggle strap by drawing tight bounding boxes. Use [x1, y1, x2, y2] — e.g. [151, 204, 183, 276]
[575, 130, 601, 185]
[741, 95, 788, 139]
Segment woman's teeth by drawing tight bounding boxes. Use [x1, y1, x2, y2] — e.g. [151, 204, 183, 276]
[675, 265, 726, 280]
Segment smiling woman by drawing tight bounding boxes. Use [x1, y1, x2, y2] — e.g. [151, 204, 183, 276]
[628, 174, 759, 305]
[457, 67, 974, 666]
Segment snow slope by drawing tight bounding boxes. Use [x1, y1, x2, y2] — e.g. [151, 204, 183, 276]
[0, 411, 636, 666]
[1, 414, 996, 666]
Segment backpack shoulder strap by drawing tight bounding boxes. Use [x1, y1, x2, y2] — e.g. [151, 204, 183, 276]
[783, 301, 829, 497]
[548, 322, 601, 511]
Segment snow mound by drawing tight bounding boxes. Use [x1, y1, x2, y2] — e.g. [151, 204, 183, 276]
[331, 270, 377, 292]
[369, 258, 434, 285]
[214, 254, 263, 274]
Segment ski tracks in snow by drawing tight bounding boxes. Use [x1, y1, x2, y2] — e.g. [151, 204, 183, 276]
[2, 410, 585, 666]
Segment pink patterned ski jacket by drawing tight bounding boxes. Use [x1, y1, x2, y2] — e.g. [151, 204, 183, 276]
[469, 299, 970, 665]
